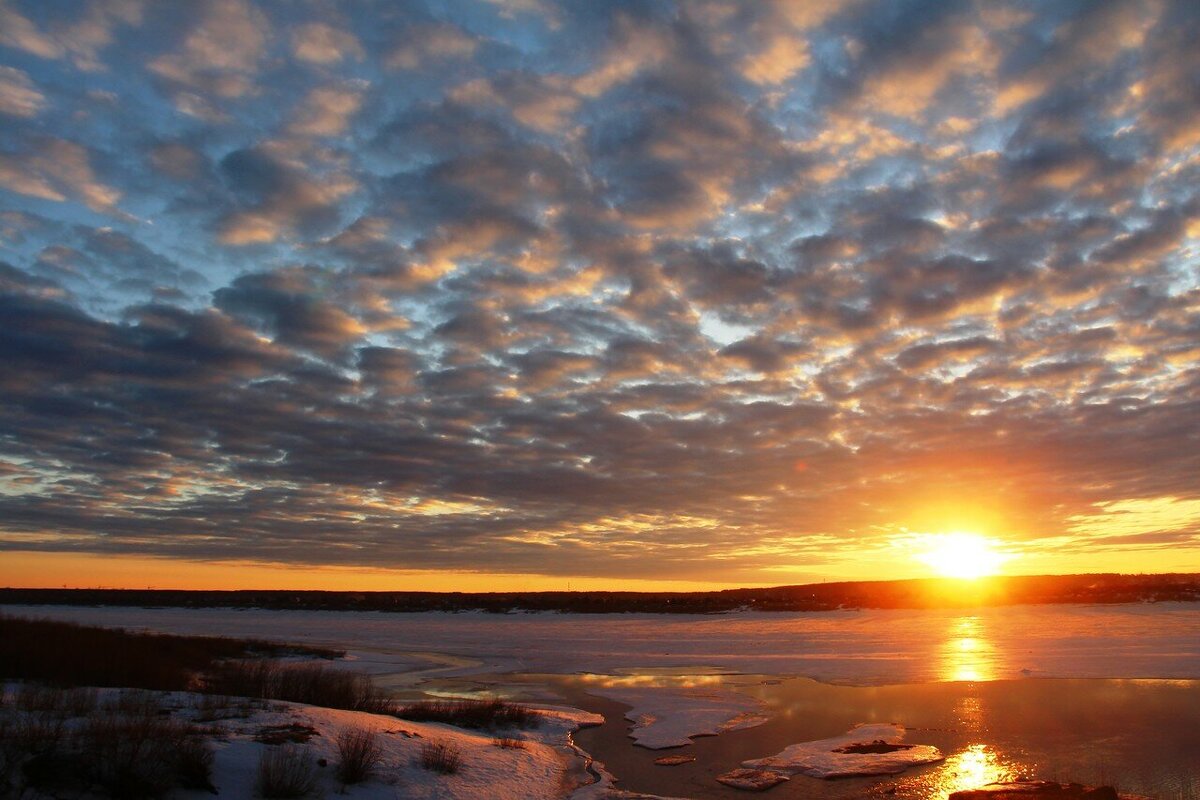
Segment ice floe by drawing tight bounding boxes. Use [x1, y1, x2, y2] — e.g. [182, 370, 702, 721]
[593, 684, 767, 749]
[742, 722, 943, 778]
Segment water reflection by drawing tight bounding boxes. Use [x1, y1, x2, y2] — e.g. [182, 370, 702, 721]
[902, 744, 1022, 799]
[940, 615, 997, 682]
[575, 671, 727, 690]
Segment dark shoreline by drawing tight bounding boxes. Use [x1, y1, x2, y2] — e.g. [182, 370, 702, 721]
[2, 573, 1198, 615]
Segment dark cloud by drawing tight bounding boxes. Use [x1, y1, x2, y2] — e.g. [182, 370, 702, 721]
[213, 268, 366, 359]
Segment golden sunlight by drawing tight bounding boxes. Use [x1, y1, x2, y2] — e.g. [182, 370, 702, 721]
[917, 532, 1009, 579]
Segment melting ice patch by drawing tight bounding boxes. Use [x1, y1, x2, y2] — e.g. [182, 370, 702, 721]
[593, 685, 768, 749]
[742, 722, 944, 778]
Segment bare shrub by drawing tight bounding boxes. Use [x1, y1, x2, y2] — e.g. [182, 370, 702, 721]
[59, 687, 98, 717]
[254, 723, 320, 745]
[14, 683, 62, 714]
[399, 699, 539, 730]
[77, 701, 190, 798]
[257, 745, 319, 798]
[206, 660, 394, 713]
[194, 692, 244, 722]
[206, 659, 279, 699]
[335, 727, 383, 785]
[492, 737, 526, 749]
[111, 688, 162, 717]
[12, 714, 65, 753]
[0, 716, 12, 794]
[0, 613, 339, 692]
[174, 734, 217, 792]
[420, 741, 463, 774]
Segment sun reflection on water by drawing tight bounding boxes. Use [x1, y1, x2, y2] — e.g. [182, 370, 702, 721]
[940, 615, 997, 682]
[575, 671, 726, 690]
[886, 744, 1025, 800]
[938, 745, 1021, 796]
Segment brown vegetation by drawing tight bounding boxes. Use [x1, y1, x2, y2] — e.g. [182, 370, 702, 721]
[419, 741, 463, 774]
[1, 690, 214, 798]
[205, 659, 396, 713]
[256, 745, 319, 798]
[492, 737, 527, 749]
[398, 698, 539, 730]
[335, 727, 384, 785]
[0, 613, 340, 691]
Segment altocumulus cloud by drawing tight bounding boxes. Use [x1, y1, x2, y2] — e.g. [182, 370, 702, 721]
[0, 0, 1197, 583]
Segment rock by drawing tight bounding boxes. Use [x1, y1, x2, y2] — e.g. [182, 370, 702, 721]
[653, 754, 696, 766]
[949, 781, 1130, 800]
[716, 768, 790, 791]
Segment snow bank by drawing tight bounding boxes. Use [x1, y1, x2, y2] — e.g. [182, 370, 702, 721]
[593, 685, 767, 749]
[742, 722, 944, 778]
[162, 693, 601, 800]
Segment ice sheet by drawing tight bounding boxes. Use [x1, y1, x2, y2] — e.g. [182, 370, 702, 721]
[592, 685, 768, 748]
[7, 603, 1198, 686]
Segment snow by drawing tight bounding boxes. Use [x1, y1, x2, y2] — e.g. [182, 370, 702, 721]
[741, 722, 944, 778]
[152, 692, 602, 800]
[592, 684, 767, 749]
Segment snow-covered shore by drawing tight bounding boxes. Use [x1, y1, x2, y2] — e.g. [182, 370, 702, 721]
[0, 684, 624, 800]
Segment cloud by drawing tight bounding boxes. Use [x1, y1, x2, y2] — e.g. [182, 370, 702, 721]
[148, 0, 268, 117]
[0, 138, 123, 214]
[291, 21, 363, 65]
[385, 22, 478, 71]
[216, 142, 356, 244]
[0, 0, 63, 59]
[212, 267, 367, 358]
[287, 82, 366, 137]
[0, 65, 45, 117]
[0, 0, 1197, 582]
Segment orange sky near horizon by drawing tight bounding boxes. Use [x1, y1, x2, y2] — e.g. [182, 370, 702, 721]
[3, 538, 1197, 593]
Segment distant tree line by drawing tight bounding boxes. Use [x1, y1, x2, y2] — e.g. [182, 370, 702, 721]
[1, 573, 1198, 614]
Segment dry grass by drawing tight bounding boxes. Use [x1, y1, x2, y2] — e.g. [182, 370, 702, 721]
[206, 660, 396, 713]
[257, 744, 319, 798]
[0, 613, 340, 692]
[492, 737, 527, 749]
[398, 698, 539, 730]
[4, 690, 215, 798]
[77, 696, 215, 797]
[335, 726, 383, 785]
[419, 741, 463, 774]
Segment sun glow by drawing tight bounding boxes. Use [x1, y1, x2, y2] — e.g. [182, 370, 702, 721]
[917, 532, 1008, 579]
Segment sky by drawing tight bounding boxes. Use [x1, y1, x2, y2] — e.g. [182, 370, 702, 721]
[0, 0, 1198, 592]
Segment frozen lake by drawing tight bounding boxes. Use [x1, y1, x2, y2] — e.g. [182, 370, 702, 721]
[5, 602, 1199, 798]
[5, 601, 1199, 685]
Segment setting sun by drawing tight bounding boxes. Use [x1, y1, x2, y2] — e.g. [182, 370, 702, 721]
[917, 533, 1009, 580]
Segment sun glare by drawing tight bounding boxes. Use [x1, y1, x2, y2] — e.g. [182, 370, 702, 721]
[918, 532, 1008, 579]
